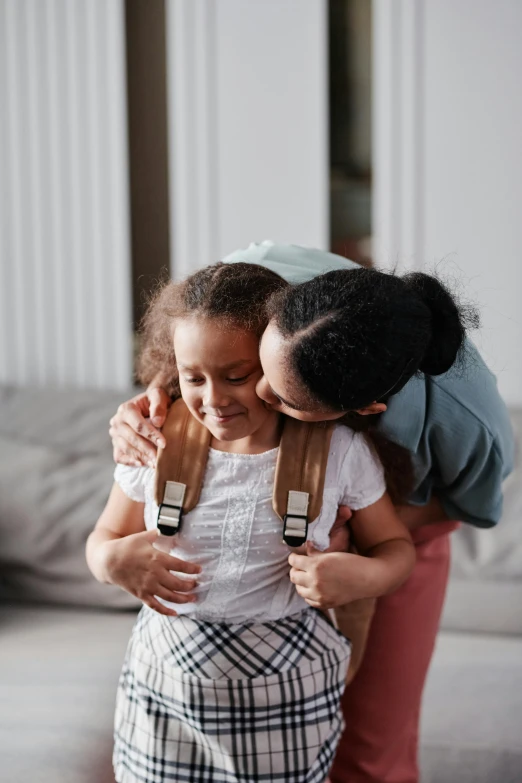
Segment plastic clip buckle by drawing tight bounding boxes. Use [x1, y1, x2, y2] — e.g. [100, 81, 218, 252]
[156, 503, 183, 536]
[283, 513, 308, 548]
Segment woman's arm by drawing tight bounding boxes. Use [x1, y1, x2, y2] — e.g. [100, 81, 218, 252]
[394, 495, 452, 530]
[109, 381, 171, 467]
[288, 492, 415, 609]
[86, 483, 201, 616]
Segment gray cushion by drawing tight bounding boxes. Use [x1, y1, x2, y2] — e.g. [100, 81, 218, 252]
[0, 385, 139, 609]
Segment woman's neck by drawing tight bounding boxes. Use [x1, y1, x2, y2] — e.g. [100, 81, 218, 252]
[210, 411, 283, 455]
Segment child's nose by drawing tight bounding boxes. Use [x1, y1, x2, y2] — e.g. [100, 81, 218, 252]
[203, 382, 230, 408]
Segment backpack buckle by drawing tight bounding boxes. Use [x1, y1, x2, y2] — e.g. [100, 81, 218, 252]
[157, 503, 183, 536]
[283, 513, 308, 548]
[157, 481, 186, 536]
[283, 490, 310, 547]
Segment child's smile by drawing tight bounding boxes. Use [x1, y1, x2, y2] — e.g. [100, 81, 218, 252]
[173, 316, 282, 454]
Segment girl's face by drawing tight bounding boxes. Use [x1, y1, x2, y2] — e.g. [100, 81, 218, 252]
[174, 317, 279, 446]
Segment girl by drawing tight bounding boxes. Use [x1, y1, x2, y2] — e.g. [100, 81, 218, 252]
[109, 242, 512, 783]
[87, 262, 415, 783]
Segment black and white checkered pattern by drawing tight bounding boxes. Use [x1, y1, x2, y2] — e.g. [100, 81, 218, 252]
[113, 607, 351, 783]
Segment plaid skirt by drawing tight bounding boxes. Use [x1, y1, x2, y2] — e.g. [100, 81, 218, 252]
[113, 606, 351, 783]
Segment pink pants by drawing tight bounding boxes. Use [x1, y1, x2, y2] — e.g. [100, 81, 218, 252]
[330, 521, 460, 783]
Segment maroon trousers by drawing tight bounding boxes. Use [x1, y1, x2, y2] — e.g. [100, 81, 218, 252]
[330, 522, 460, 783]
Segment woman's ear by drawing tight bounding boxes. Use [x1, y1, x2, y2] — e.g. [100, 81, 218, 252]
[356, 402, 387, 416]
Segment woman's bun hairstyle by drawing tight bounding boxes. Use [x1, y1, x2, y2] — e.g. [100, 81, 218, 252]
[402, 272, 475, 376]
[267, 266, 479, 412]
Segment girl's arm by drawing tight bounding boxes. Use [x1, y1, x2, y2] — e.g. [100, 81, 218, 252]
[288, 492, 415, 610]
[86, 483, 201, 616]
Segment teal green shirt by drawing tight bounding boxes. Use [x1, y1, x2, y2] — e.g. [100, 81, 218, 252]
[224, 241, 514, 528]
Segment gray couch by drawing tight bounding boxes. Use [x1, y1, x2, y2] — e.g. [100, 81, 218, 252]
[1, 386, 521, 783]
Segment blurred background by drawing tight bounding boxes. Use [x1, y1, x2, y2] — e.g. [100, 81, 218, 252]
[1, 0, 520, 404]
[1, 3, 521, 782]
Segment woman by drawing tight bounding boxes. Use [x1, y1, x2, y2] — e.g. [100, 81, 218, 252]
[109, 241, 513, 783]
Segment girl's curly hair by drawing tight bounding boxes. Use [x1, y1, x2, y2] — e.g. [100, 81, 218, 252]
[137, 262, 289, 396]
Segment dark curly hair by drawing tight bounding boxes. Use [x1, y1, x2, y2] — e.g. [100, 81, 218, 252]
[267, 267, 479, 412]
[137, 262, 288, 396]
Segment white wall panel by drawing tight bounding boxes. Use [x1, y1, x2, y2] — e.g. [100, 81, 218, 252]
[166, 0, 328, 276]
[373, 0, 522, 406]
[0, 0, 132, 389]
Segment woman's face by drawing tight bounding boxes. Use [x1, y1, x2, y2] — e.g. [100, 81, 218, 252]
[257, 321, 346, 423]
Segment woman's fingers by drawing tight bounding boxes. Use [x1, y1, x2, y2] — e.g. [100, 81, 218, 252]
[111, 436, 150, 467]
[110, 441, 143, 467]
[110, 421, 158, 466]
[149, 388, 171, 430]
[333, 505, 353, 526]
[118, 401, 164, 448]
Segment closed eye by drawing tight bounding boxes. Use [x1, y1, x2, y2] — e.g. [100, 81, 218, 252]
[269, 388, 306, 412]
[183, 374, 250, 385]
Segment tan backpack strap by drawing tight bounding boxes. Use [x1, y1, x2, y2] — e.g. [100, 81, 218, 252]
[154, 398, 211, 536]
[273, 418, 335, 547]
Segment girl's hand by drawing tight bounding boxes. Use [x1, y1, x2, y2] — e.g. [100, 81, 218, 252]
[103, 528, 201, 617]
[288, 546, 380, 610]
[109, 388, 171, 467]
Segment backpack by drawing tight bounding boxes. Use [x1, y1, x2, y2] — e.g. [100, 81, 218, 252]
[154, 398, 375, 684]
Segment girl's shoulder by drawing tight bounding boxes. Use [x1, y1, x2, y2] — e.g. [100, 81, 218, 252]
[113, 463, 155, 504]
[326, 424, 385, 507]
[329, 422, 366, 458]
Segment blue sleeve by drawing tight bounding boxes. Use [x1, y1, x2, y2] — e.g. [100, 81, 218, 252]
[383, 341, 515, 528]
[429, 411, 513, 528]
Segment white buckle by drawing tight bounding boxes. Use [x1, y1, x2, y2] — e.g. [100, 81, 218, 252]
[283, 490, 309, 546]
[157, 481, 186, 535]
[284, 515, 308, 539]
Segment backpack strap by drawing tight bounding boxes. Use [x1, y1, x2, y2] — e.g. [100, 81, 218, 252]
[154, 398, 211, 535]
[273, 418, 335, 547]
[154, 400, 335, 546]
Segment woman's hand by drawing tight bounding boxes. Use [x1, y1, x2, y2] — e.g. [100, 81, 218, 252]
[100, 528, 201, 617]
[109, 387, 171, 467]
[323, 505, 352, 553]
[289, 547, 380, 610]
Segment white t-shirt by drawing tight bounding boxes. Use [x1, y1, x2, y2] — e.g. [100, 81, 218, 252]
[114, 424, 385, 624]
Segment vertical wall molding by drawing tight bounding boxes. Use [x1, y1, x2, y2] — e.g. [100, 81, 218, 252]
[0, 0, 132, 389]
[372, 0, 425, 271]
[166, 0, 329, 276]
[373, 0, 522, 405]
[166, 0, 219, 278]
